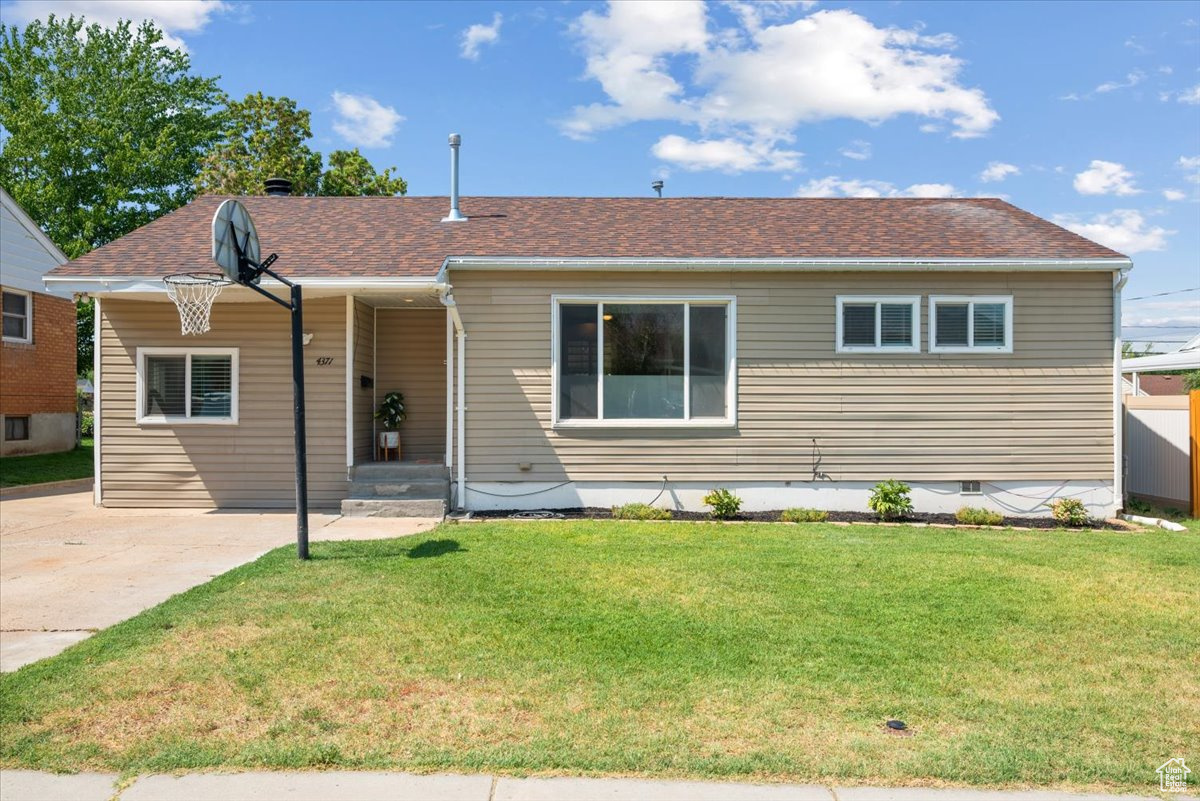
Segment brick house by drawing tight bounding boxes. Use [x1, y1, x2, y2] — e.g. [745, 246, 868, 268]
[1, 187, 76, 456]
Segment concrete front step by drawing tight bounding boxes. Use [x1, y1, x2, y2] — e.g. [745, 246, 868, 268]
[352, 462, 449, 480]
[341, 498, 447, 518]
[349, 479, 449, 499]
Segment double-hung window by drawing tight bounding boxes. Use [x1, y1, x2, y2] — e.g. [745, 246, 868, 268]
[136, 347, 239, 424]
[835, 296, 920, 353]
[929, 296, 1013, 353]
[2, 289, 32, 343]
[553, 297, 736, 426]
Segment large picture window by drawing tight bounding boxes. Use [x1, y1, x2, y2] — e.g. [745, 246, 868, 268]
[136, 347, 239, 424]
[929, 296, 1013, 353]
[835, 296, 920, 353]
[554, 297, 735, 426]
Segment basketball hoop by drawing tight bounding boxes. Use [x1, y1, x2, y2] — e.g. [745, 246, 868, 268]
[163, 272, 231, 335]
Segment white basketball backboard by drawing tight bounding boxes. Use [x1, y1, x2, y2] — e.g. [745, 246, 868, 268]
[212, 199, 261, 283]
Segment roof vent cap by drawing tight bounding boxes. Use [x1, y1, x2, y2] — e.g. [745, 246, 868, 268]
[264, 178, 292, 197]
[651, 180, 664, 197]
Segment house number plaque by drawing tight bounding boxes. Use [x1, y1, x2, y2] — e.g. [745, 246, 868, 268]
[316, 356, 334, 366]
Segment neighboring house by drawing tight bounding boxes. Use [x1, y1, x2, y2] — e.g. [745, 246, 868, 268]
[0, 187, 75, 456]
[44, 184, 1132, 517]
[1127, 374, 1187, 396]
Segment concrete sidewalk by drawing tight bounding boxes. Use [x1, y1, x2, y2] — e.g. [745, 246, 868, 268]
[1, 771, 1193, 801]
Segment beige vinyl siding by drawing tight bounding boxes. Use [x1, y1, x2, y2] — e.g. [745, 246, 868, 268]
[99, 297, 348, 507]
[375, 309, 446, 462]
[452, 270, 1115, 482]
[352, 299, 375, 463]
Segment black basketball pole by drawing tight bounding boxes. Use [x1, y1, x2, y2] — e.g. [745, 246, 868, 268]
[289, 283, 310, 559]
[233, 226, 309, 560]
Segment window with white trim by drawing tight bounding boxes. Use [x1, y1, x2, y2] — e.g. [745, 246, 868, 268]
[137, 348, 239, 424]
[554, 297, 736, 426]
[2, 289, 31, 343]
[929, 296, 1013, 353]
[835, 296, 920, 353]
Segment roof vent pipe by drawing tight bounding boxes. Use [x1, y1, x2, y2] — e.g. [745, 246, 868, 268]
[442, 133, 467, 222]
[264, 177, 292, 196]
[651, 180, 664, 197]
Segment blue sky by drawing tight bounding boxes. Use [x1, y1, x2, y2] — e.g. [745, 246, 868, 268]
[4, 0, 1199, 344]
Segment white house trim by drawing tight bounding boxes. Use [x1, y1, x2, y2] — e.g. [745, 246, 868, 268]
[835, 295, 921, 354]
[447, 256, 1131, 272]
[135, 347, 240, 425]
[927, 295, 1014, 354]
[93, 297, 102, 506]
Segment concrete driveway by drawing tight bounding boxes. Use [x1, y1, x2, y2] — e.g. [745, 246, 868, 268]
[0, 489, 439, 672]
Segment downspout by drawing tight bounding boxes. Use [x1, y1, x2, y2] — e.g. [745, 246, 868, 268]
[1113, 267, 1131, 513]
[93, 296, 102, 506]
[439, 287, 466, 510]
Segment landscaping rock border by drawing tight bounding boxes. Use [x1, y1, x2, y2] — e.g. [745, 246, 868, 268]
[468, 507, 1131, 531]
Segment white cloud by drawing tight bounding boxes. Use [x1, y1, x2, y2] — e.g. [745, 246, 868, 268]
[2, 0, 230, 49]
[652, 134, 800, 172]
[1095, 70, 1145, 93]
[1163, 188, 1186, 201]
[795, 176, 958, 198]
[1123, 300, 1200, 329]
[1073, 160, 1140, 196]
[979, 161, 1019, 182]
[1053, 209, 1172, 254]
[839, 140, 872, 160]
[460, 12, 502, 61]
[1179, 155, 1200, 184]
[564, 3, 997, 171]
[1179, 85, 1200, 104]
[330, 91, 404, 148]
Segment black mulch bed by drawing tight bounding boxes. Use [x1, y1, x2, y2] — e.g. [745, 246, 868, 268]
[465, 507, 1126, 530]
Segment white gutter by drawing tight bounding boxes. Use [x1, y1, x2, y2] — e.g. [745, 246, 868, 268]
[93, 296, 102, 506]
[1113, 267, 1131, 512]
[438, 288, 466, 511]
[444, 256, 1132, 272]
[43, 276, 445, 295]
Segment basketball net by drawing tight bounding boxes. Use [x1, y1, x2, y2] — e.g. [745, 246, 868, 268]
[163, 273, 231, 335]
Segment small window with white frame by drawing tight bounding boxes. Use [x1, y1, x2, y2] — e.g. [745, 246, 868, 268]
[835, 296, 920, 353]
[929, 296, 1013, 353]
[553, 296, 736, 427]
[136, 347, 239, 424]
[2, 289, 32, 343]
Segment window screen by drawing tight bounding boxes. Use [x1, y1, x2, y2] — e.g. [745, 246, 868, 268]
[145, 356, 186, 417]
[2, 291, 29, 340]
[841, 304, 876, 346]
[973, 303, 1006, 347]
[4, 416, 30, 441]
[879, 303, 913, 346]
[935, 303, 969, 347]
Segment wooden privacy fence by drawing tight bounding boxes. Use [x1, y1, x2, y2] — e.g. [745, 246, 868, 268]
[1124, 393, 1195, 513]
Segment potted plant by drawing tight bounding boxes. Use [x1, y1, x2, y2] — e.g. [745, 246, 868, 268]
[374, 391, 407, 460]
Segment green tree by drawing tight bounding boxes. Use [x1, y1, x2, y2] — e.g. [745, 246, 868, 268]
[319, 149, 407, 196]
[76, 298, 94, 376]
[196, 93, 407, 197]
[1121, 341, 1152, 358]
[1184, 371, 1200, 392]
[0, 16, 224, 258]
[196, 92, 323, 196]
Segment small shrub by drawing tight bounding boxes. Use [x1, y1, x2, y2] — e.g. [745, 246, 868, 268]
[781, 507, 828, 523]
[79, 411, 94, 437]
[868, 479, 913, 521]
[703, 488, 742, 520]
[1048, 498, 1089, 527]
[612, 502, 671, 520]
[955, 506, 1003, 526]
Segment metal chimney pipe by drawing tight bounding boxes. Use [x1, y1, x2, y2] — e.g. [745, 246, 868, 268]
[651, 180, 664, 197]
[442, 133, 467, 222]
[264, 177, 292, 196]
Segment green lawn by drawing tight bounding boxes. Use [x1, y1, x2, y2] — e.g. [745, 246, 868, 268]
[1, 521, 1196, 794]
[0, 438, 93, 488]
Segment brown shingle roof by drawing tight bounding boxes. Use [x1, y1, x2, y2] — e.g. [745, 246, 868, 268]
[50, 196, 1127, 279]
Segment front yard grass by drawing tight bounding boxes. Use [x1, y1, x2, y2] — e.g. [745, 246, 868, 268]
[0, 438, 92, 488]
[1, 521, 1196, 794]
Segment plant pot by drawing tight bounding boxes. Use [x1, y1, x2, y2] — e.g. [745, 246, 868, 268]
[377, 430, 401, 461]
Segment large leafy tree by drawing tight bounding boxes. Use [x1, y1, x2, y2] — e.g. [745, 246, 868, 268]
[0, 16, 224, 259]
[197, 92, 407, 197]
[195, 92, 323, 196]
[319, 148, 407, 197]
